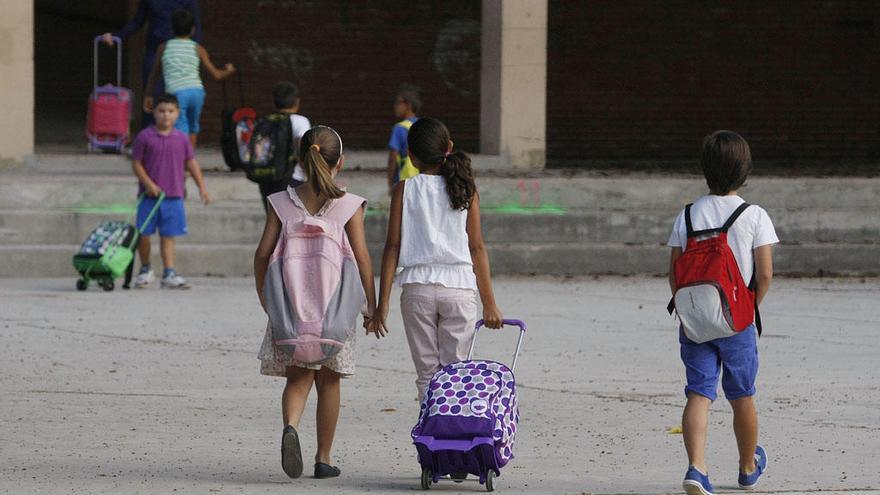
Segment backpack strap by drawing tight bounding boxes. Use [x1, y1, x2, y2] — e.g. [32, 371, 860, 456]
[267, 190, 302, 223]
[684, 203, 695, 237]
[748, 268, 763, 337]
[686, 202, 751, 238]
[719, 203, 751, 232]
[324, 193, 367, 225]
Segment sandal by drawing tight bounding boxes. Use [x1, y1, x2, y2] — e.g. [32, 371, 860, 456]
[314, 462, 341, 479]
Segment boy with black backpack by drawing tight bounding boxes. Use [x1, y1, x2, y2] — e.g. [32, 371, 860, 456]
[667, 131, 778, 495]
[246, 81, 311, 212]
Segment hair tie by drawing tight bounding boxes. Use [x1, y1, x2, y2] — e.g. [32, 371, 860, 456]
[444, 151, 452, 158]
[310, 144, 321, 152]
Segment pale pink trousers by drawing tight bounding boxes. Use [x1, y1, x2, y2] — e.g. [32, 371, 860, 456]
[400, 283, 478, 401]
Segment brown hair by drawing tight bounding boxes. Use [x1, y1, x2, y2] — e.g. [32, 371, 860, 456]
[407, 118, 476, 210]
[298, 126, 345, 201]
[701, 130, 752, 195]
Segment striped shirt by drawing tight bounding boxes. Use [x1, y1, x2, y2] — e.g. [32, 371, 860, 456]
[162, 38, 202, 93]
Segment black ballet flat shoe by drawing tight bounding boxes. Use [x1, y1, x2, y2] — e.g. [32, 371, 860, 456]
[281, 425, 303, 478]
[314, 462, 341, 479]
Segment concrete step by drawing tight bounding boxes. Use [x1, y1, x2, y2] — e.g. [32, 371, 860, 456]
[1, 208, 878, 246]
[2, 169, 879, 212]
[1, 242, 876, 278]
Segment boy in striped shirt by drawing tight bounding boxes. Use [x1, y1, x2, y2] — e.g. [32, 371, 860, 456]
[144, 8, 235, 147]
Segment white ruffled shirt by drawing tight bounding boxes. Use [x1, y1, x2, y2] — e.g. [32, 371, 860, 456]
[396, 175, 477, 290]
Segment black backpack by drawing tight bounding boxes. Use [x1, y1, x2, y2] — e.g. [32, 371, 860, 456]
[244, 112, 295, 184]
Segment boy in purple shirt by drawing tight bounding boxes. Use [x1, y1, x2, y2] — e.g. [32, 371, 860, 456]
[131, 94, 212, 289]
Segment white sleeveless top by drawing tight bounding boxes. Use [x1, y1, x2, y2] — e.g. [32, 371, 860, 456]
[396, 175, 477, 289]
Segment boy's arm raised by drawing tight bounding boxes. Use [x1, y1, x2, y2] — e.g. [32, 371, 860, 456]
[184, 158, 212, 205]
[753, 245, 773, 305]
[345, 206, 381, 338]
[197, 45, 234, 81]
[467, 193, 503, 329]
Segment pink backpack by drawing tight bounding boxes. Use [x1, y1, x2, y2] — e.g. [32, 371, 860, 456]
[264, 190, 367, 364]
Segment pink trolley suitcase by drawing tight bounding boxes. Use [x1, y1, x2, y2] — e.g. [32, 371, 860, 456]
[87, 35, 132, 153]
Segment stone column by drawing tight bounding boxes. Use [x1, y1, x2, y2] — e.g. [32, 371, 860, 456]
[0, 0, 34, 163]
[480, 0, 547, 169]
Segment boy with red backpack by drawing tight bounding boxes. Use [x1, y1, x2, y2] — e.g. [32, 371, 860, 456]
[667, 131, 778, 495]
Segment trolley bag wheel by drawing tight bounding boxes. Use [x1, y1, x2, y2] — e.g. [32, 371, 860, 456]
[102, 280, 115, 291]
[485, 470, 496, 492]
[420, 467, 432, 490]
[76, 279, 88, 291]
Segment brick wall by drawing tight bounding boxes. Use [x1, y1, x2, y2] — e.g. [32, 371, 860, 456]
[198, 0, 482, 151]
[547, 1, 880, 167]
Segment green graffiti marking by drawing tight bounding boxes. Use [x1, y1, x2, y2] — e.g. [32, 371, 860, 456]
[66, 204, 135, 215]
[483, 203, 567, 215]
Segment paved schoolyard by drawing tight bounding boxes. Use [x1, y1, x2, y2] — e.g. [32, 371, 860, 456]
[1, 276, 878, 494]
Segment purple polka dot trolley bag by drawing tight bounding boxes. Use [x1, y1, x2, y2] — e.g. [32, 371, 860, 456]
[412, 319, 526, 492]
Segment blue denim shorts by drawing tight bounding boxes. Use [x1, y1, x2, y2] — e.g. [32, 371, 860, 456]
[137, 197, 188, 237]
[680, 324, 758, 401]
[173, 87, 206, 134]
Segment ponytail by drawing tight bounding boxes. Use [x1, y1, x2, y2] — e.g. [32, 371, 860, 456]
[298, 126, 345, 202]
[407, 117, 477, 210]
[440, 151, 476, 210]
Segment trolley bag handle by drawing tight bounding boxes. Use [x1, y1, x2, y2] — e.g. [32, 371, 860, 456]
[468, 319, 527, 372]
[127, 192, 166, 248]
[221, 70, 245, 108]
[93, 35, 123, 90]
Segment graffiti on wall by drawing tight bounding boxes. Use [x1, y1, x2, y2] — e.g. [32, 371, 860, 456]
[247, 40, 314, 76]
[432, 19, 480, 96]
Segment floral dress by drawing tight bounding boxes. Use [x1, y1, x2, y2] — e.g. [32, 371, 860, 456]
[257, 187, 357, 378]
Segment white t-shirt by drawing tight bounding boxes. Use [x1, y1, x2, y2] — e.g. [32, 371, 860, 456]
[289, 114, 311, 182]
[396, 175, 477, 289]
[667, 194, 779, 283]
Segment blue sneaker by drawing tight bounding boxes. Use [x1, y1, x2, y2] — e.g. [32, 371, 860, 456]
[683, 466, 714, 495]
[738, 445, 768, 489]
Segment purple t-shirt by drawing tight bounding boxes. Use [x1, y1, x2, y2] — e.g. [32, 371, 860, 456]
[132, 126, 194, 198]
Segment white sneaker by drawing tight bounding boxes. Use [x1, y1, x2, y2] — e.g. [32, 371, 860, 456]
[134, 267, 155, 288]
[160, 271, 190, 289]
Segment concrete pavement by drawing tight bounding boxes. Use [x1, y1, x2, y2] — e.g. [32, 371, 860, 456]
[1, 276, 878, 494]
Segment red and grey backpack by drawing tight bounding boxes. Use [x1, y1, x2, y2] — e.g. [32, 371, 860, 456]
[667, 203, 762, 343]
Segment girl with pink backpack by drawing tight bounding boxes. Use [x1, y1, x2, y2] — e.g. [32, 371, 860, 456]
[254, 125, 382, 480]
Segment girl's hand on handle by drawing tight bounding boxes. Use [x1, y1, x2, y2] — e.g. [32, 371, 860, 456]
[482, 305, 503, 329]
[101, 33, 115, 46]
[223, 63, 236, 77]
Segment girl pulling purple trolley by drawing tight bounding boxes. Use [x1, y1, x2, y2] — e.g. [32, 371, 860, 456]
[412, 319, 526, 492]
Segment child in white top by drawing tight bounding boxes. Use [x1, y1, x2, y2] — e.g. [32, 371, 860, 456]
[668, 130, 778, 494]
[371, 117, 503, 400]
